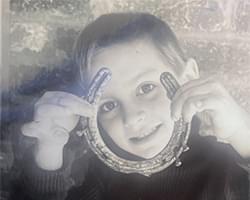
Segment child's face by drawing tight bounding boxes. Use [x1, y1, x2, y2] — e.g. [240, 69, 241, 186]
[89, 39, 181, 159]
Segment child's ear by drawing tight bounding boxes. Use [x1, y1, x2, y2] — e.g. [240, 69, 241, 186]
[180, 58, 200, 83]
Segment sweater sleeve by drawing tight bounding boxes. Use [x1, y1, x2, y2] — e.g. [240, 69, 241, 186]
[10, 121, 92, 200]
[237, 159, 250, 197]
[9, 122, 77, 200]
[230, 148, 250, 199]
[237, 158, 250, 173]
[11, 146, 75, 200]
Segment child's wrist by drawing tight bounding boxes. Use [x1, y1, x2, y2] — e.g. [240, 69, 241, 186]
[34, 143, 64, 170]
[226, 121, 250, 159]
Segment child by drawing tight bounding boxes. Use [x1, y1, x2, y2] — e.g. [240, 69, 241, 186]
[13, 13, 250, 200]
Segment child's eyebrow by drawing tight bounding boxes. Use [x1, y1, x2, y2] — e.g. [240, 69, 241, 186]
[131, 69, 156, 82]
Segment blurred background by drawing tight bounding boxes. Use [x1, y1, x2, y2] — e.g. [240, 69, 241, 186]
[5, 0, 250, 110]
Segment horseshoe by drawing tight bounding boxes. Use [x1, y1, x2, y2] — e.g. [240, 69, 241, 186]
[86, 67, 112, 104]
[160, 72, 180, 100]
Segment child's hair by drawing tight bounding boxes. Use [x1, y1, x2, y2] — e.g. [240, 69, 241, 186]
[73, 12, 187, 85]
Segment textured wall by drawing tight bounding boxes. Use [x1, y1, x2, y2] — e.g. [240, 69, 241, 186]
[7, 0, 250, 111]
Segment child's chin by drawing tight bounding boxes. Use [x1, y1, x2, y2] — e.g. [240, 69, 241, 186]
[135, 146, 166, 160]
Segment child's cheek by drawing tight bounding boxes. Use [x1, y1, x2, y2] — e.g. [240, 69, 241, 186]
[143, 88, 170, 106]
[98, 111, 122, 129]
[100, 117, 125, 139]
[143, 89, 172, 119]
[148, 89, 171, 117]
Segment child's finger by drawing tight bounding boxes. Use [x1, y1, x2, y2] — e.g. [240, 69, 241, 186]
[181, 94, 217, 122]
[36, 91, 83, 105]
[173, 76, 217, 103]
[56, 97, 94, 117]
[51, 126, 70, 143]
[21, 121, 40, 137]
[35, 91, 95, 117]
[171, 82, 221, 119]
[34, 104, 72, 119]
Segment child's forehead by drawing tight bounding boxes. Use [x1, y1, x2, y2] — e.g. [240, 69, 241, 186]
[89, 39, 175, 81]
[93, 38, 158, 60]
[86, 40, 178, 99]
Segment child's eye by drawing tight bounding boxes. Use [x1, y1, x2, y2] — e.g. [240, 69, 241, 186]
[137, 83, 156, 95]
[100, 101, 118, 113]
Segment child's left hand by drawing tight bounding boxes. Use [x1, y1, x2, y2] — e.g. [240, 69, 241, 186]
[171, 76, 250, 158]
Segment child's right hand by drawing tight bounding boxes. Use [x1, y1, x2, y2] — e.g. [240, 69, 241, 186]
[21, 91, 94, 170]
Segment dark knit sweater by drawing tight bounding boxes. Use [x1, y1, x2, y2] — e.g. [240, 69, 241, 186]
[9, 119, 250, 200]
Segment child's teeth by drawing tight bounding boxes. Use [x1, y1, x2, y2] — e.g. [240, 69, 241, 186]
[138, 127, 156, 139]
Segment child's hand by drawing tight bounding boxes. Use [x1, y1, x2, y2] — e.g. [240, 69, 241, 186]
[21, 91, 94, 170]
[171, 76, 250, 158]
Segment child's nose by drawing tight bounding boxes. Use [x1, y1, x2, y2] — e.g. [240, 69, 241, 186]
[124, 110, 146, 129]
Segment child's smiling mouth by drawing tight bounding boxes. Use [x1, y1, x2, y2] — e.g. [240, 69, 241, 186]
[129, 123, 162, 144]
